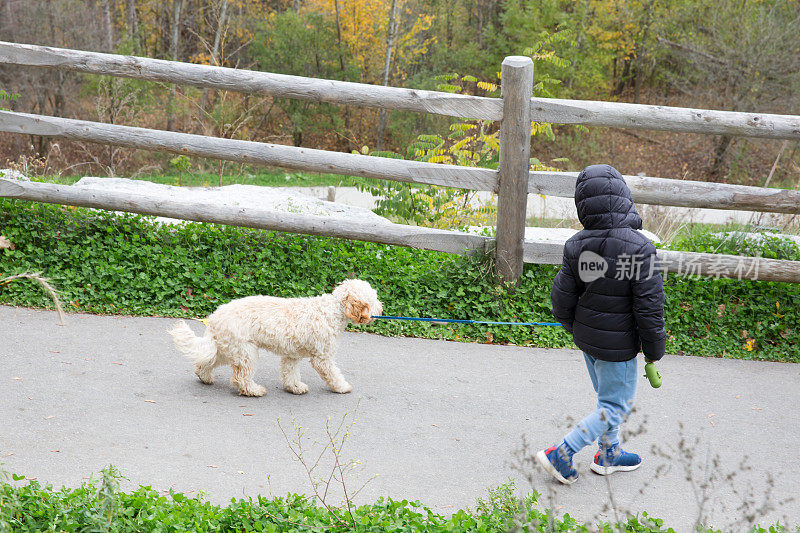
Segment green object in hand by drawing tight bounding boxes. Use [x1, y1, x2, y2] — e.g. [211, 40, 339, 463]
[644, 362, 662, 388]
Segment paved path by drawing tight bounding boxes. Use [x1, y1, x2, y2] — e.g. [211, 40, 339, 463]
[1, 305, 798, 530]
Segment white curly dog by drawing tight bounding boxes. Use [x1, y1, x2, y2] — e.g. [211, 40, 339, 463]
[169, 279, 383, 397]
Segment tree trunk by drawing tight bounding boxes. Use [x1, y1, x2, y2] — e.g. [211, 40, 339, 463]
[612, 57, 631, 96]
[293, 0, 300, 13]
[476, 0, 484, 48]
[332, 0, 352, 149]
[711, 134, 733, 179]
[100, 0, 114, 51]
[166, 0, 183, 131]
[126, 0, 139, 43]
[633, 1, 654, 104]
[46, 5, 65, 117]
[170, 0, 183, 62]
[0, 0, 12, 35]
[211, 0, 228, 63]
[199, 0, 229, 132]
[376, 0, 399, 151]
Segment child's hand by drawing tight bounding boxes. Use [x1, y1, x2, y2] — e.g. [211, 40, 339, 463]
[644, 360, 662, 388]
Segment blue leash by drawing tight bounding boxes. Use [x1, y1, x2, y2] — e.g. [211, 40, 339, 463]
[372, 315, 563, 327]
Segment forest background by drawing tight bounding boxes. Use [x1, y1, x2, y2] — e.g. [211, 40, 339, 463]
[0, 0, 799, 191]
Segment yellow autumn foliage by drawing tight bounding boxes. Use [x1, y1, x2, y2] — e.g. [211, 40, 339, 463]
[303, 0, 435, 81]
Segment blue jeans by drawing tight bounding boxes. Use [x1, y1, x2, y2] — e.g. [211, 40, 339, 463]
[563, 353, 638, 452]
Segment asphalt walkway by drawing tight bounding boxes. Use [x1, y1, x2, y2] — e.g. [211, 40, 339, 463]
[1, 305, 798, 530]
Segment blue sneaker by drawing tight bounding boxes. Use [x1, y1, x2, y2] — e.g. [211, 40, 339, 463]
[536, 445, 578, 485]
[590, 444, 641, 475]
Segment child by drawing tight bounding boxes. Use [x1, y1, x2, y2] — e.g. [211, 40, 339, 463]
[538, 164, 667, 485]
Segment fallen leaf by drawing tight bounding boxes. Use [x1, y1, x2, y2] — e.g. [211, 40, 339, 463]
[735, 394, 741, 399]
[144, 400, 157, 404]
[752, 407, 763, 411]
[431, 424, 440, 428]
[12, 377, 22, 381]
[1, 452, 14, 457]
[242, 413, 255, 416]
[51, 450, 60, 453]
[44, 415, 54, 420]
[61, 361, 72, 365]
[237, 470, 244, 474]
[112, 362, 124, 365]
[207, 464, 218, 468]
[707, 414, 716, 418]
[49, 350, 60, 354]
[238, 405, 247, 408]
[0, 235, 14, 250]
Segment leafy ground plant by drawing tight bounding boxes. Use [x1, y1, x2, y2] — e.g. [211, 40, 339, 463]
[1, 469, 794, 532]
[0, 199, 797, 362]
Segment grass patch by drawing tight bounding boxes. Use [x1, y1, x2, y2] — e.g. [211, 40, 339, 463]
[0, 199, 797, 362]
[32, 168, 368, 189]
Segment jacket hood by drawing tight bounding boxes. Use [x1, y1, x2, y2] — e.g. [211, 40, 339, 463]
[574, 164, 642, 230]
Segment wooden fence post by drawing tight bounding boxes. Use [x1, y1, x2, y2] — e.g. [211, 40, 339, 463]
[496, 56, 533, 285]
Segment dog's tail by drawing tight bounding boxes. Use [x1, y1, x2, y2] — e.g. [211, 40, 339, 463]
[169, 320, 217, 367]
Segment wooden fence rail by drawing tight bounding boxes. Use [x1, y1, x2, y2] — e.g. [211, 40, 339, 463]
[0, 177, 489, 256]
[530, 97, 800, 140]
[0, 41, 502, 121]
[528, 171, 800, 214]
[0, 111, 497, 192]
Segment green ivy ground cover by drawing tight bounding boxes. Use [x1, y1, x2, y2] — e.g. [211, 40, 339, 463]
[0, 199, 798, 362]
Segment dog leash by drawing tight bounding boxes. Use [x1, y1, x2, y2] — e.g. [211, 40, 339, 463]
[371, 315, 563, 327]
[195, 315, 562, 327]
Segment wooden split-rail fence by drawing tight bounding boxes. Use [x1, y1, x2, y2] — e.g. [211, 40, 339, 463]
[1, 41, 800, 283]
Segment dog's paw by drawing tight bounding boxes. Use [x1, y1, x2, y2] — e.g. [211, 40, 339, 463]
[331, 382, 353, 394]
[285, 382, 309, 395]
[195, 371, 214, 385]
[239, 384, 268, 397]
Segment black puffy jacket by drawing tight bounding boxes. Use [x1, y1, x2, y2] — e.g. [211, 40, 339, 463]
[550, 164, 667, 362]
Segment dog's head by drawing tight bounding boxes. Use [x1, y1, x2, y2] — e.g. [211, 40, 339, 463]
[333, 279, 383, 325]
